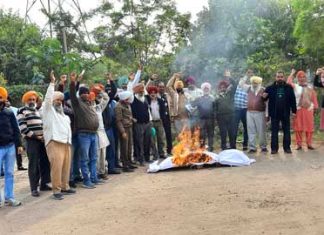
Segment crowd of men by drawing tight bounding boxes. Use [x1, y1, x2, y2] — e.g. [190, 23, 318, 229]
[1, 65, 324, 207]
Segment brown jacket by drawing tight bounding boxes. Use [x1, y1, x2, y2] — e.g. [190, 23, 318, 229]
[166, 74, 188, 119]
[247, 87, 266, 112]
[115, 102, 133, 134]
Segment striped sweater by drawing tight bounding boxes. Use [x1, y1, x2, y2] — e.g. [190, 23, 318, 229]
[16, 106, 43, 139]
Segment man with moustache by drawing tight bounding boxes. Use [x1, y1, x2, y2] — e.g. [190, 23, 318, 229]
[17, 91, 51, 197]
[263, 71, 297, 154]
[43, 71, 75, 200]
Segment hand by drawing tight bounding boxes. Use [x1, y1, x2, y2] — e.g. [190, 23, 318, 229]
[262, 92, 268, 99]
[122, 133, 127, 139]
[316, 68, 322, 75]
[224, 69, 231, 77]
[132, 118, 137, 123]
[60, 74, 67, 84]
[50, 70, 56, 83]
[138, 63, 143, 71]
[17, 147, 24, 155]
[70, 72, 77, 82]
[291, 68, 296, 76]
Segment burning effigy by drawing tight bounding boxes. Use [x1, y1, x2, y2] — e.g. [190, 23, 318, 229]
[147, 128, 256, 173]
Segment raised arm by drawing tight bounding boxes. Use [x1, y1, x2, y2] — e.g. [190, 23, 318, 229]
[287, 69, 296, 88]
[238, 75, 250, 92]
[127, 64, 143, 91]
[43, 71, 56, 111]
[69, 72, 79, 107]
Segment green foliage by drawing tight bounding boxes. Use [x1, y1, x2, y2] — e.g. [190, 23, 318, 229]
[6, 84, 47, 107]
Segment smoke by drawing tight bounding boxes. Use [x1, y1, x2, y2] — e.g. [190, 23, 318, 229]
[172, 0, 271, 86]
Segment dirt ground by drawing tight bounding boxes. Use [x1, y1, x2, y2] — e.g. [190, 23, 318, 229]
[2, 144, 324, 235]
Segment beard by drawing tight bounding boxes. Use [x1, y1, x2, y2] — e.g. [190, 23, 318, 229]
[135, 94, 145, 102]
[276, 80, 285, 86]
[53, 104, 64, 114]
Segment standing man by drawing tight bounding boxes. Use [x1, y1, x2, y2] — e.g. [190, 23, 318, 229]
[263, 71, 297, 154]
[287, 69, 318, 150]
[233, 69, 253, 151]
[191, 82, 215, 151]
[239, 76, 268, 153]
[17, 91, 51, 197]
[70, 72, 100, 188]
[115, 91, 135, 172]
[0, 87, 22, 207]
[131, 83, 152, 165]
[43, 72, 75, 200]
[166, 73, 188, 135]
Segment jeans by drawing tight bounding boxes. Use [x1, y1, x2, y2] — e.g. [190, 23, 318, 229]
[106, 128, 117, 172]
[0, 144, 16, 200]
[234, 108, 248, 148]
[78, 133, 98, 184]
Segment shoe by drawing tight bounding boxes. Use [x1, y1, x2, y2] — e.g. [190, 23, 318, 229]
[99, 174, 109, 180]
[40, 185, 52, 191]
[145, 160, 153, 164]
[53, 193, 64, 200]
[284, 149, 292, 154]
[308, 146, 315, 150]
[81, 183, 96, 189]
[61, 189, 76, 195]
[261, 148, 268, 153]
[108, 169, 121, 174]
[18, 166, 27, 171]
[5, 199, 22, 207]
[69, 181, 77, 188]
[129, 165, 138, 169]
[122, 168, 134, 172]
[296, 146, 302, 150]
[271, 150, 278, 154]
[115, 164, 123, 169]
[159, 155, 166, 159]
[31, 190, 40, 197]
[248, 149, 257, 154]
[243, 146, 248, 151]
[74, 176, 83, 183]
[139, 162, 145, 167]
[92, 179, 105, 185]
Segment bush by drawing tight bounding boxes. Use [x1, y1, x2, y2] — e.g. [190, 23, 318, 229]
[6, 84, 47, 107]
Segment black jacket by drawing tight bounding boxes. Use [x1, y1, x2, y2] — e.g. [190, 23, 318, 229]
[0, 108, 21, 147]
[264, 82, 297, 119]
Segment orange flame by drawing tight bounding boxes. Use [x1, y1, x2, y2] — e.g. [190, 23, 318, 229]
[171, 127, 212, 166]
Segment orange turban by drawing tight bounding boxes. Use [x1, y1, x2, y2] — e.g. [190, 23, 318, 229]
[22, 91, 38, 104]
[0, 87, 8, 100]
[174, 80, 184, 90]
[89, 92, 96, 102]
[90, 84, 105, 96]
[296, 70, 306, 79]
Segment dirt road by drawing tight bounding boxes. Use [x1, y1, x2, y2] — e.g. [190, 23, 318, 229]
[1, 146, 324, 235]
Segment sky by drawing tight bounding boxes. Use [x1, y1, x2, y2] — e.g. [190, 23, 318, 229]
[0, 0, 209, 26]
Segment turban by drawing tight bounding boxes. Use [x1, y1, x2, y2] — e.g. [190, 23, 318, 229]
[250, 76, 263, 84]
[201, 82, 211, 91]
[89, 92, 96, 102]
[64, 92, 70, 101]
[147, 86, 158, 94]
[53, 91, 64, 101]
[218, 80, 230, 90]
[119, 91, 134, 103]
[79, 86, 90, 96]
[174, 80, 184, 90]
[133, 83, 145, 93]
[22, 91, 38, 104]
[117, 76, 129, 88]
[296, 70, 306, 79]
[91, 84, 105, 95]
[186, 76, 196, 85]
[0, 87, 8, 100]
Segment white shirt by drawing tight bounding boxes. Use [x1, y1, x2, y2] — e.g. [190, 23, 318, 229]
[150, 100, 160, 120]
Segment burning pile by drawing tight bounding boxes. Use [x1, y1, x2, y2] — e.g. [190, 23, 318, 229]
[171, 128, 212, 166]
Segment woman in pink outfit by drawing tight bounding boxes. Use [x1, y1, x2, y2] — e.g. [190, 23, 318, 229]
[287, 69, 318, 150]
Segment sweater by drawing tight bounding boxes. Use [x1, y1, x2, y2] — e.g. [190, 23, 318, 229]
[131, 96, 150, 124]
[0, 107, 21, 147]
[70, 81, 99, 133]
[247, 88, 266, 112]
[42, 83, 72, 146]
[17, 106, 43, 139]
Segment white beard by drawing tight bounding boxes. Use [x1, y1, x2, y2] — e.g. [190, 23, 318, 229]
[136, 94, 145, 103]
[53, 104, 64, 114]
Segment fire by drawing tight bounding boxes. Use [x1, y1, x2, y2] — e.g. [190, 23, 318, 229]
[171, 127, 212, 166]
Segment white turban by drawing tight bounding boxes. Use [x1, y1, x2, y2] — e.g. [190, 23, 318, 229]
[201, 82, 211, 91]
[53, 91, 64, 101]
[250, 76, 262, 84]
[119, 91, 134, 103]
